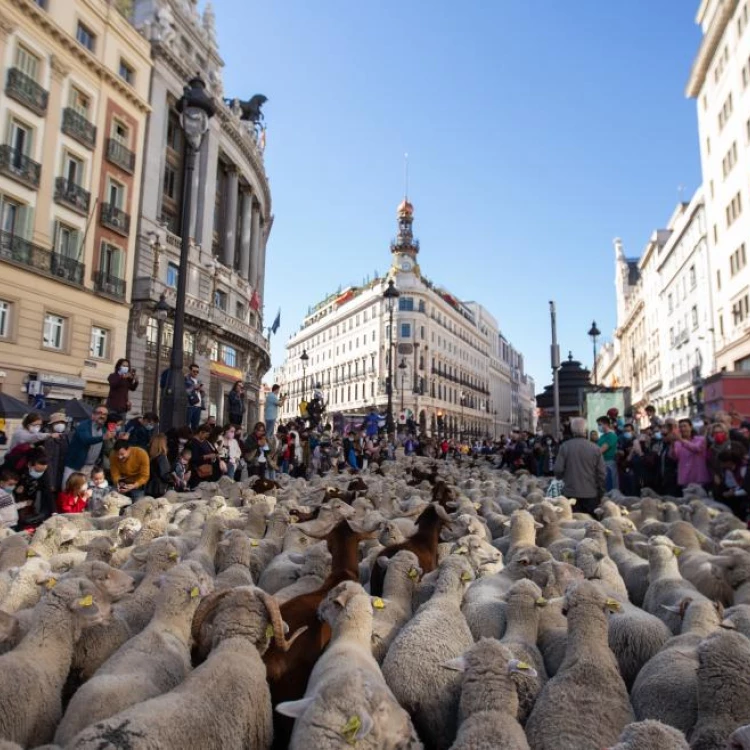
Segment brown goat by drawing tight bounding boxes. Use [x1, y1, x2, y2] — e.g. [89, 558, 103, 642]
[368, 502, 451, 597]
[263, 518, 377, 749]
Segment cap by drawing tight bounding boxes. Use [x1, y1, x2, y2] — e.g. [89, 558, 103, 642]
[47, 412, 67, 424]
[607, 408, 619, 417]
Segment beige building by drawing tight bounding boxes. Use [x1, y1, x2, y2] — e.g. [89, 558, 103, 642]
[0, 0, 151, 406]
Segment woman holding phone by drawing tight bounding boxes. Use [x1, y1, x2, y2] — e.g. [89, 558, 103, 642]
[106, 358, 139, 420]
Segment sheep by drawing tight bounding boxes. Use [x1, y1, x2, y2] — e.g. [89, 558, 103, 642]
[382, 555, 475, 750]
[442, 639, 532, 750]
[55, 561, 213, 745]
[60, 561, 135, 602]
[689, 629, 750, 750]
[451, 534, 503, 576]
[525, 581, 635, 750]
[498, 579, 548, 723]
[0, 557, 53, 613]
[277, 581, 421, 749]
[274, 541, 332, 604]
[729, 724, 750, 749]
[721, 604, 750, 637]
[711, 547, 750, 605]
[630, 598, 722, 736]
[608, 720, 689, 750]
[603, 522, 650, 606]
[0, 577, 109, 747]
[370, 550, 421, 663]
[642, 537, 708, 634]
[66, 586, 302, 750]
[0, 534, 30, 573]
[213, 530, 256, 590]
[574, 537, 629, 600]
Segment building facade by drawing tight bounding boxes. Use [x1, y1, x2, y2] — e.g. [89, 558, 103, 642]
[0, 0, 151, 405]
[276, 199, 534, 439]
[687, 0, 750, 372]
[126, 0, 271, 426]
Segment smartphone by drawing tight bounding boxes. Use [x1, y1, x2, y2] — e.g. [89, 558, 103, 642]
[107, 422, 117, 433]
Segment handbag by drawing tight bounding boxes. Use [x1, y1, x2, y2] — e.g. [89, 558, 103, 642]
[196, 463, 214, 479]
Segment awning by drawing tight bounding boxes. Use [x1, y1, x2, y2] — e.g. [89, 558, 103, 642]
[209, 361, 243, 383]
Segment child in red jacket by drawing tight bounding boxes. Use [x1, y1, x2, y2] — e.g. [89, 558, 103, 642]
[56, 472, 90, 514]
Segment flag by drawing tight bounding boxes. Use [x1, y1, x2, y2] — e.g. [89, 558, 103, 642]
[250, 290, 260, 312]
[271, 309, 281, 334]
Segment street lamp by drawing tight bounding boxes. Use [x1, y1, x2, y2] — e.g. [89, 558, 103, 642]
[160, 75, 215, 430]
[588, 320, 601, 386]
[398, 357, 407, 419]
[300, 349, 309, 400]
[383, 279, 400, 435]
[151, 294, 170, 415]
[460, 390, 466, 445]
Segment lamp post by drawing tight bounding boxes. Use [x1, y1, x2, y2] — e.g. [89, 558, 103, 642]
[588, 320, 601, 386]
[300, 349, 309, 400]
[549, 301, 561, 441]
[151, 294, 170, 415]
[399, 357, 407, 416]
[383, 279, 400, 435]
[460, 390, 466, 445]
[160, 75, 215, 430]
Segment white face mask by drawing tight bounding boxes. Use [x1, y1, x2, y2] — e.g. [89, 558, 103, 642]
[52, 423, 66, 433]
[29, 425, 41, 434]
[95, 479, 108, 488]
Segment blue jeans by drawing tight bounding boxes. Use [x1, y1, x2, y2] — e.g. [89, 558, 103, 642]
[265, 419, 276, 437]
[187, 406, 201, 432]
[605, 460, 619, 492]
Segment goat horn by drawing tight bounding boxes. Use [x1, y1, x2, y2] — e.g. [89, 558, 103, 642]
[191, 589, 233, 647]
[256, 590, 307, 651]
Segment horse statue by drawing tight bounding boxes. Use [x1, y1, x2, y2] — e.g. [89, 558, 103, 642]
[224, 94, 268, 125]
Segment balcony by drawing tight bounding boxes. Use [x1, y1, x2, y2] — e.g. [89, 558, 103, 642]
[61, 108, 96, 149]
[93, 270, 126, 299]
[5, 68, 48, 116]
[106, 138, 135, 173]
[0, 145, 41, 188]
[0, 231, 84, 285]
[54, 177, 90, 215]
[100, 202, 130, 236]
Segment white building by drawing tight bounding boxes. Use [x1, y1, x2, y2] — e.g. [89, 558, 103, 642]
[687, 0, 750, 372]
[275, 198, 534, 439]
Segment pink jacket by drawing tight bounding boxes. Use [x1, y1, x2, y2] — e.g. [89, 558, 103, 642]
[671, 436, 710, 487]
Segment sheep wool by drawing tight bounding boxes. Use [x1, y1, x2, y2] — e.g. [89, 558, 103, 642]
[608, 719, 689, 749]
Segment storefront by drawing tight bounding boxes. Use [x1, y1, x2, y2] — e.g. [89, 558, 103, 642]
[208, 361, 245, 426]
[703, 371, 750, 419]
[25, 372, 87, 411]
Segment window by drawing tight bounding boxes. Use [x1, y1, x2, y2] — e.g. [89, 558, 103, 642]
[166, 111, 183, 153]
[99, 241, 124, 278]
[726, 191, 743, 227]
[668, 293, 673, 313]
[400, 322, 411, 339]
[222, 345, 237, 368]
[399, 297, 414, 312]
[722, 142, 738, 178]
[163, 164, 177, 199]
[76, 22, 96, 52]
[14, 45, 39, 80]
[43, 313, 65, 350]
[418, 299, 426, 313]
[63, 151, 84, 185]
[691, 306, 699, 329]
[107, 178, 125, 208]
[0, 300, 9, 338]
[111, 120, 129, 146]
[166, 262, 178, 288]
[731, 243, 747, 276]
[689, 265, 696, 289]
[732, 295, 750, 326]
[214, 289, 227, 310]
[718, 93, 734, 131]
[0, 195, 28, 238]
[55, 222, 79, 258]
[8, 118, 32, 158]
[118, 59, 134, 85]
[90, 326, 109, 359]
[68, 87, 90, 118]
[236, 301, 245, 321]
[717, 270, 722, 290]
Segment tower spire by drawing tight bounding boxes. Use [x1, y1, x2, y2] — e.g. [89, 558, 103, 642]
[404, 152, 409, 201]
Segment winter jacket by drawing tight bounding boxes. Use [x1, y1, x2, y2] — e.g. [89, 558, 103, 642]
[106, 372, 138, 413]
[56, 491, 87, 514]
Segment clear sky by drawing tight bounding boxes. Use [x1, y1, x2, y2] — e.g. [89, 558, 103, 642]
[213, 0, 703, 390]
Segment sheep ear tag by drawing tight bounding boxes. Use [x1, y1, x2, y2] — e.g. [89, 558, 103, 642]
[78, 595, 94, 608]
[460, 571, 472, 582]
[26, 548, 37, 558]
[535, 596, 547, 607]
[372, 597, 385, 609]
[265, 624, 274, 640]
[45, 577, 57, 590]
[250, 539, 259, 547]
[189, 587, 200, 599]
[605, 598, 622, 613]
[408, 568, 419, 580]
[340, 713, 372, 745]
[509, 659, 538, 678]
[673, 547, 683, 557]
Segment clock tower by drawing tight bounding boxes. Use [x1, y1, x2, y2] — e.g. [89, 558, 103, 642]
[390, 197, 420, 273]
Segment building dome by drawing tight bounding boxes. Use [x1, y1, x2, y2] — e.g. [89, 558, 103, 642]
[397, 199, 414, 217]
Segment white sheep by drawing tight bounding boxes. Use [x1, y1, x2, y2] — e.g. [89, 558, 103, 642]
[525, 580, 635, 750]
[608, 720, 689, 749]
[383, 555, 475, 750]
[0, 557, 53, 613]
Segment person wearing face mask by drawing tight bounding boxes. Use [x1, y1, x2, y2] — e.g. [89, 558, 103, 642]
[42, 413, 70, 495]
[63, 407, 115, 485]
[221, 425, 242, 479]
[87, 467, 110, 515]
[123, 412, 159, 451]
[14, 448, 54, 527]
[9, 412, 58, 451]
[106, 358, 139, 420]
[0, 468, 20, 528]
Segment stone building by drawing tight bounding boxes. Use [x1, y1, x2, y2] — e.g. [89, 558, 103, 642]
[0, 0, 151, 406]
[126, 0, 271, 426]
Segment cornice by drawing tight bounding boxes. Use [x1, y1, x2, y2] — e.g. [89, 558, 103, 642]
[686, 0, 739, 97]
[0, 6, 16, 37]
[9, 0, 151, 113]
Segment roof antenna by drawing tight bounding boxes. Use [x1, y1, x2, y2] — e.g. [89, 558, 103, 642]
[404, 152, 409, 200]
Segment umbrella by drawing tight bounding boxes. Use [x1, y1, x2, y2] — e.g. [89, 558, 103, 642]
[0, 392, 31, 419]
[60, 398, 93, 420]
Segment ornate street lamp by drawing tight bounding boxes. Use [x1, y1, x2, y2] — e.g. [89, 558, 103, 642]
[398, 357, 407, 417]
[160, 75, 215, 430]
[588, 320, 601, 386]
[300, 349, 309, 400]
[151, 294, 170, 415]
[383, 279, 400, 435]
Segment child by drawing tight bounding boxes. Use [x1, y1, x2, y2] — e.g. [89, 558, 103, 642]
[171, 448, 192, 491]
[87, 467, 110, 515]
[57, 471, 90, 514]
[0, 468, 20, 528]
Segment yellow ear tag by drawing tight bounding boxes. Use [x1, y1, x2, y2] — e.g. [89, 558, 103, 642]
[408, 568, 419, 580]
[251, 540, 259, 547]
[516, 661, 532, 670]
[265, 623, 274, 640]
[46, 577, 57, 590]
[290, 516, 298, 524]
[474, 503, 481, 510]
[26, 549, 37, 558]
[78, 595, 93, 607]
[456, 547, 467, 555]
[190, 587, 199, 599]
[168, 551, 178, 561]
[673, 548, 682, 557]
[372, 597, 385, 609]
[605, 598, 622, 612]
[535, 596, 547, 606]
[460, 571, 472, 582]
[340, 715, 362, 745]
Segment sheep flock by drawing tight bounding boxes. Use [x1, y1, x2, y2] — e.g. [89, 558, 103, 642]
[3, 458, 750, 749]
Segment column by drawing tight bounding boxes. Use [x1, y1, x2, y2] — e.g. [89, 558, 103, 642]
[222, 167, 239, 267]
[249, 201, 261, 288]
[256, 218, 266, 300]
[239, 189, 252, 280]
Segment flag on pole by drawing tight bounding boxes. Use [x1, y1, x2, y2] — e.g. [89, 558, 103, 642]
[250, 290, 260, 312]
[271, 309, 281, 334]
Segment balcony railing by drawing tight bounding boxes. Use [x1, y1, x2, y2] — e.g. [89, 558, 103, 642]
[0, 145, 41, 188]
[100, 202, 130, 236]
[54, 176, 90, 215]
[106, 138, 135, 173]
[61, 108, 96, 149]
[93, 270, 126, 299]
[5, 67, 48, 115]
[0, 231, 84, 285]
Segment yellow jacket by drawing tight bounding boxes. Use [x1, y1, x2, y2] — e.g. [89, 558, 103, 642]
[110, 446, 150, 489]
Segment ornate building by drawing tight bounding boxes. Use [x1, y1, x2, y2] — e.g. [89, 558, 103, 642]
[126, 0, 271, 426]
[276, 198, 534, 439]
[0, 0, 151, 406]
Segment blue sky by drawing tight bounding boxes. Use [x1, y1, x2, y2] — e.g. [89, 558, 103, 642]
[214, 0, 703, 389]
